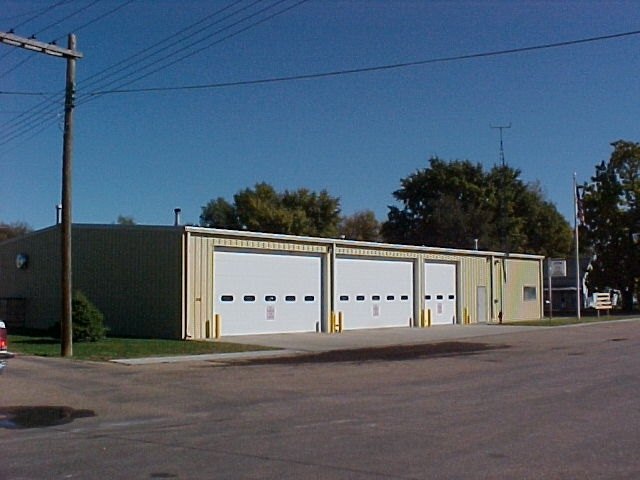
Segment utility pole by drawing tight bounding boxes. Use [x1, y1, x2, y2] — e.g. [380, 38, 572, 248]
[0, 31, 82, 357]
[573, 174, 582, 319]
[491, 124, 511, 252]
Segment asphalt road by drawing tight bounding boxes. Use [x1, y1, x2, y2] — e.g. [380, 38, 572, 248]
[1, 320, 639, 479]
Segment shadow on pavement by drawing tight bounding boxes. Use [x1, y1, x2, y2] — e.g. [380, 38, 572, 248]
[234, 341, 509, 365]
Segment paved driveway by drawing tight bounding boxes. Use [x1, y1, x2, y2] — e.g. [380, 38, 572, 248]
[1, 320, 639, 479]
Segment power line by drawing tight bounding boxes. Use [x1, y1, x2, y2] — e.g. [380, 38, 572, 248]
[77, 0, 308, 106]
[0, 1, 132, 78]
[76, 0, 255, 93]
[0, 1, 309, 148]
[33, 0, 103, 39]
[0, 0, 134, 141]
[87, 27, 640, 95]
[8, 0, 75, 32]
[0, 0, 267, 144]
[60, 0, 133, 39]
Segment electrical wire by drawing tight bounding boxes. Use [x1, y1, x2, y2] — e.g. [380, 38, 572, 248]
[89, 27, 640, 95]
[76, 0, 255, 93]
[80, 0, 310, 105]
[0, 0, 135, 143]
[3, 5, 638, 150]
[33, 0, 103, 39]
[0, 0, 253, 144]
[0, 0, 132, 76]
[8, 0, 75, 32]
[0, 0, 308, 148]
[52, 0, 134, 42]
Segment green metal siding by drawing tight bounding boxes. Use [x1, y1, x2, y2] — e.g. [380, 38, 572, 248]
[72, 226, 184, 338]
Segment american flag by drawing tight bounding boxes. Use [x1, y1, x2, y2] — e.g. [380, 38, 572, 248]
[576, 186, 585, 224]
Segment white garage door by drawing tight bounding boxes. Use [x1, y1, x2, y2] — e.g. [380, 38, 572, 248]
[335, 258, 413, 330]
[214, 251, 322, 335]
[424, 262, 457, 325]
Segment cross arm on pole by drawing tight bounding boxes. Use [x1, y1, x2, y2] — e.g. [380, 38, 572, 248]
[0, 31, 82, 58]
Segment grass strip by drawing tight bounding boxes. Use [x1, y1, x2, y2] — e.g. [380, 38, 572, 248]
[8, 331, 275, 361]
[505, 315, 638, 327]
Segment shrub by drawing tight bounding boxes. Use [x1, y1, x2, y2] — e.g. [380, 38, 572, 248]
[71, 291, 108, 342]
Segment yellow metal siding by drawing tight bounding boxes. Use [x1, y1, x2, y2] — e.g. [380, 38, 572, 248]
[504, 258, 542, 320]
[213, 237, 325, 253]
[420, 253, 491, 324]
[335, 247, 417, 259]
[185, 234, 215, 339]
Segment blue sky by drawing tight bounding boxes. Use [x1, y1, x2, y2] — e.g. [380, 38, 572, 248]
[2, 0, 639, 231]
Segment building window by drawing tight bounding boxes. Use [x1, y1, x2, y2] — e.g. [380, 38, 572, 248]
[304, 295, 315, 302]
[523, 286, 537, 301]
[339, 295, 349, 301]
[265, 295, 276, 302]
[386, 295, 395, 301]
[220, 295, 234, 302]
[372, 295, 381, 301]
[285, 295, 296, 302]
[356, 295, 365, 301]
[243, 295, 256, 302]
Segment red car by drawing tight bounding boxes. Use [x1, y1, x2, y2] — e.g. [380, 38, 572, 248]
[0, 320, 14, 374]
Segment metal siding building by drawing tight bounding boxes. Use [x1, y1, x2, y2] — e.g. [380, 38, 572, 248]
[0, 225, 184, 338]
[0, 224, 544, 339]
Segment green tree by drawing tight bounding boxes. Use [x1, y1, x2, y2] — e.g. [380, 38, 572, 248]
[581, 140, 640, 311]
[381, 157, 572, 256]
[116, 215, 136, 225]
[338, 210, 381, 241]
[200, 197, 241, 230]
[382, 158, 491, 249]
[0, 221, 32, 241]
[200, 182, 341, 237]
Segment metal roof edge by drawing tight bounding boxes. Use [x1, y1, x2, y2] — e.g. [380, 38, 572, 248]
[6, 224, 544, 260]
[184, 226, 544, 260]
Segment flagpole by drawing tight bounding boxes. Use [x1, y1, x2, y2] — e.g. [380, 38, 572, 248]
[573, 174, 581, 319]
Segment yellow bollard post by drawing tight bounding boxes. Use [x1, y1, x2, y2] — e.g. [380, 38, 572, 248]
[420, 309, 424, 328]
[214, 313, 221, 339]
[330, 311, 336, 333]
[338, 311, 344, 333]
[427, 309, 432, 327]
[463, 308, 468, 325]
[205, 320, 211, 339]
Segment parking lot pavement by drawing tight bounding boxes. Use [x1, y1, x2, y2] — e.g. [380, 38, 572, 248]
[221, 322, 543, 350]
[3, 318, 640, 479]
[112, 323, 544, 365]
[113, 319, 640, 365]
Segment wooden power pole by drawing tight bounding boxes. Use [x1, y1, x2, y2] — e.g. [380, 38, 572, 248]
[0, 31, 82, 356]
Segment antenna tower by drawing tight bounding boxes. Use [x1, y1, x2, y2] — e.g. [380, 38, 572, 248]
[491, 124, 511, 251]
[492, 123, 511, 167]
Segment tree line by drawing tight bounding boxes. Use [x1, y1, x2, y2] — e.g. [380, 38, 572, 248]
[200, 160, 573, 257]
